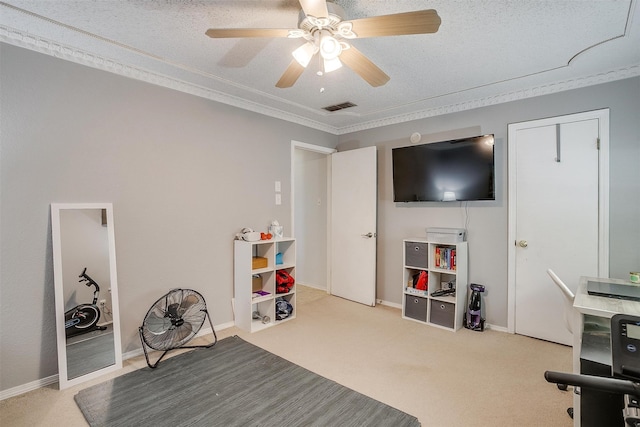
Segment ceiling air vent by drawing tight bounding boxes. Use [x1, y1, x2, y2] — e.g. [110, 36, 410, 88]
[322, 102, 357, 112]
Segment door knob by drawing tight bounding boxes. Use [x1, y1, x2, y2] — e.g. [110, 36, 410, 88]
[361, 232, 376, 238]
[518, 240, 528, 248]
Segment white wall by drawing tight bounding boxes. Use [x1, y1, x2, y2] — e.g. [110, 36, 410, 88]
[338, 76, 640, 328]
[0, 43, 337, 392]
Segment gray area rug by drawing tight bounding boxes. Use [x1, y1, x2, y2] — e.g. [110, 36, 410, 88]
[75, 336, 420, 427]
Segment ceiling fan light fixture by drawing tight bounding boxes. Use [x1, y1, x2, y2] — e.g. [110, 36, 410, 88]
[323, 56, 342, 73]
[292, 42, 318, 67]
[319, 34, 342, 60]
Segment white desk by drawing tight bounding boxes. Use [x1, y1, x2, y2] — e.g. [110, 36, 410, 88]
[572, 276, 640, 426]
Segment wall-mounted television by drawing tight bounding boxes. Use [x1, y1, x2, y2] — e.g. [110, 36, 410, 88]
[392, 134, 495, 202]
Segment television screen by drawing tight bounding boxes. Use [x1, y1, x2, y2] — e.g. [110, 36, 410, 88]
[392, 134, 495, 202]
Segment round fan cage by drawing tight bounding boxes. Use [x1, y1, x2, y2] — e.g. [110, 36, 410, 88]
[138, 288, 217, 368]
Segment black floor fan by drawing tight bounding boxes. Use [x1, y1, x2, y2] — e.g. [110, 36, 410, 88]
[139, 288, 217, 368]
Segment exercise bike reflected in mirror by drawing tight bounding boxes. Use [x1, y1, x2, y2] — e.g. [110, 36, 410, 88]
[65, 268, 107, 337]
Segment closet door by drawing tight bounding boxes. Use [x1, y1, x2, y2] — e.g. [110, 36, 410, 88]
[508, 110, 608, 345]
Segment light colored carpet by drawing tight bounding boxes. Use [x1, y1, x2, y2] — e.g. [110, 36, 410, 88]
[0, 285, 572, 426]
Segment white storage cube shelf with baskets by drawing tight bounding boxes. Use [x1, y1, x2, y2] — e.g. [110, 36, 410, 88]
[234, 238, 296, 332]
[402, 238, 468, 331]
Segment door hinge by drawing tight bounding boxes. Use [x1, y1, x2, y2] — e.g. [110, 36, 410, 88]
[555, 124, 561, 162]
[597, 138, 600, 150]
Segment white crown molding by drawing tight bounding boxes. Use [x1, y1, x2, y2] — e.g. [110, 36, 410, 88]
[0, 25, 338, 134]
[334, 64, 640, 134]
[2, 25, 638, 136]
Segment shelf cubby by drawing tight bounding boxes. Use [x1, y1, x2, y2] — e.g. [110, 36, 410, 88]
[402, 238, 468, 331]
[235, 238, 296, 332]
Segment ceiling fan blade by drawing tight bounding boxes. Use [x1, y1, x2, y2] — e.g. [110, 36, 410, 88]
[299, 0, 328, 18]
[276, 60, 307, 88]
[205, 28, 291, 38]
[339, 46, 390, 87]
[349, 9, 441, 38]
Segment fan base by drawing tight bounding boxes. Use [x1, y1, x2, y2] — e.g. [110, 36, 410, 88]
[138, 314, 218, 369]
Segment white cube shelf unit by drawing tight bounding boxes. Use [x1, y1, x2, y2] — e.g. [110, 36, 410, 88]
[234, 238, 296, 332]
[402, 238, 468, 331]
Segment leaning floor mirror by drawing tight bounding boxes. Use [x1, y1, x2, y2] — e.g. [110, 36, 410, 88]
[51, 203, 123, 389]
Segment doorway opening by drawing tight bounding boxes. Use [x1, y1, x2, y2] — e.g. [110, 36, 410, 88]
[291, 141, 335, 293]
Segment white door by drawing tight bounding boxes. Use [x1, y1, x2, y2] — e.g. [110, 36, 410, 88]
[508, 110, 609, 345]
[330, 146, 377, 306]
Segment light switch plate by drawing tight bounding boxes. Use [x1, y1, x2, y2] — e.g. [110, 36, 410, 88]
[275, 181, 281, 192]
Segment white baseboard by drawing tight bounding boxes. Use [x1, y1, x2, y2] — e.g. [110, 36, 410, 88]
[214, 321, 236, 332]
[484, 323, 508, 333]
[121, 321, 235, 361]
[1, 321, 236, 401]
[297, 283, 327, 291]
[0, 374, 59, 401]
[376, 299, 402, 309]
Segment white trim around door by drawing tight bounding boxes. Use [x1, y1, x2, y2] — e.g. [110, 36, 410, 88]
[291, 141, 336, 293]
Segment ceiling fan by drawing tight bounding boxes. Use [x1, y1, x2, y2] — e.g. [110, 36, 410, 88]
[205, 0, 441, 88]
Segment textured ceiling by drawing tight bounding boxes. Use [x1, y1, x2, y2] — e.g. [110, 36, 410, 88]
[1, 0, 639, 134]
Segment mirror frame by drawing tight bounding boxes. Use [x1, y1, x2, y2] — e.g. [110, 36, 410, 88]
[51, 203, 123, 389]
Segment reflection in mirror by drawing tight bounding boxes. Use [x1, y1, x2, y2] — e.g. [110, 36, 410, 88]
[51, 203, 122, 389]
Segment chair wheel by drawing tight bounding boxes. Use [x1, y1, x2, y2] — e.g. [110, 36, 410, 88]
[557, 383, 568, 391]
[567, 407, 574, 419]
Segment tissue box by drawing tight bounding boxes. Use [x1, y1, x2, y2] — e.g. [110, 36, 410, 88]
[252, 257, 268, 269]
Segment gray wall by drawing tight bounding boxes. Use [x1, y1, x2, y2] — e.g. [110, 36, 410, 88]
[338, 76, 640, 328]
[59, 209, 112, 314]
[2, 41, 638, 394]
[0, 43, 337, 391]
[294, 149, 328, 290]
